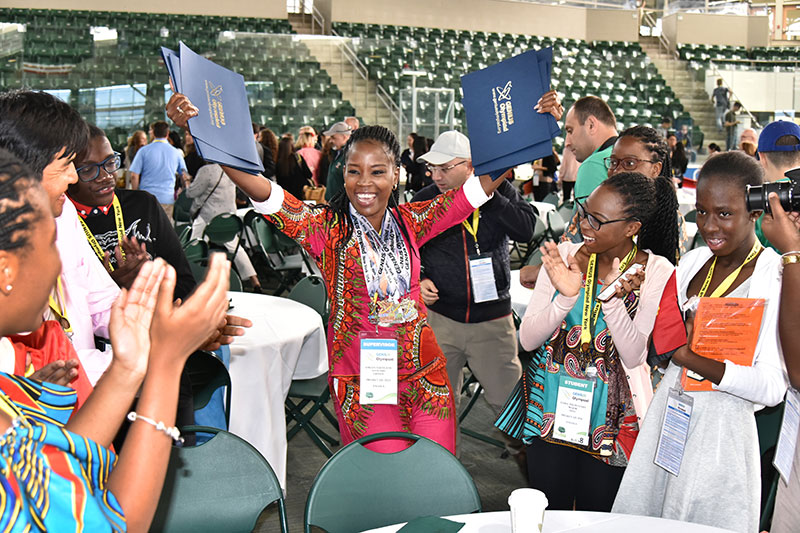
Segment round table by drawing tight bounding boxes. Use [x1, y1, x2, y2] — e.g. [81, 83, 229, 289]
[226, 291, 328, 490]
[363, 510, 737, 532]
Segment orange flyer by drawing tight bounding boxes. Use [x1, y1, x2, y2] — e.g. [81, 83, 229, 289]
[682, 297, 765, 392]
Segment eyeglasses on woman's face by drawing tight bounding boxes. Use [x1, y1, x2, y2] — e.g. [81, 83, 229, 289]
[603, 156, 657, 172]
[576, 198, 634, 231]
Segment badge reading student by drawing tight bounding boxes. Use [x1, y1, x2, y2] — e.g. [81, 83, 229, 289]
[552, 373, 595, 446]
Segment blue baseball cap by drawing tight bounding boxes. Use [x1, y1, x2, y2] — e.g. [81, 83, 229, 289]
[757, 120, 800, 153]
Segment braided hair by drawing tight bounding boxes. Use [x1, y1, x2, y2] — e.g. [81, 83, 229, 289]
[617, 125, 672, 180]
[602, 171, 679, 265]
[0, 148, 43, 253]
[325, 125, 403, 254]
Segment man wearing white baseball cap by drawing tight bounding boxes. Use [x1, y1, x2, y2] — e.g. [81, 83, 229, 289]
[323, 121, 353, 201]
[413, 130, 536, 457]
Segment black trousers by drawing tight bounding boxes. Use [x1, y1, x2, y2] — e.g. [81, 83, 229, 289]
[561, 181, 575, 203]
[526, 437, 625, 512]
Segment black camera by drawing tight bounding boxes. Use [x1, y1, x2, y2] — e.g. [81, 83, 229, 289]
[746, 168, 800, 214]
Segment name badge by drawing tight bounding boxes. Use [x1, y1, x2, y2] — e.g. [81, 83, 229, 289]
[774, 389, 800, 483]
[359, 334, 398, 405]
[655, 388, 694, 476]
[469, 254, 499, 303]
[553, 373, 595, 446]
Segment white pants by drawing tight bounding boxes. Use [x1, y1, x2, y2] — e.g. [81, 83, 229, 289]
[191, 217, 257, 280]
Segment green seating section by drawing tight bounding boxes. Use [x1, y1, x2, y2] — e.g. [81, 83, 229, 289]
[679, 43, 800, 70]
[334, 22, 689, 145]
[0, 8, 355, 144]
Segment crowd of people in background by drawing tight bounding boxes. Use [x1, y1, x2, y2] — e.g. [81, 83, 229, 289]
[0, 58, 799, 533]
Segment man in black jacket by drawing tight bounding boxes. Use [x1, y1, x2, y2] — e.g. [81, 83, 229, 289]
[413, 131, 536, 453]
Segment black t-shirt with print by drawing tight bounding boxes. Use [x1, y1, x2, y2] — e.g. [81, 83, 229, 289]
[74, 189, 196, 300]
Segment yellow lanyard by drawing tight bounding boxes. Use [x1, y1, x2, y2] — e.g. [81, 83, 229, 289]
[697, 240, 762, 298]
[462, 209, 481, 254]
[580, 245, 638, 351]
[78, 195, 126, 272]
[47, 275, 72, 335]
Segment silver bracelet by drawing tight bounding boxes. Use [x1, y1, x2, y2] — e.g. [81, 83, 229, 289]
[127, 411, 184, 446]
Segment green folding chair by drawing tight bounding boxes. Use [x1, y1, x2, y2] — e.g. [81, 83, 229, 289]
[250, 215, 305, 295]
[183, 239, 209, 264]
[546, 210, 566, 240]
[150, 426, 288, 533]
[189, 261, 243, 292]
[202, 213, 244, 261]
[173, 190, 192, 225]
[304, 432, 481, 533]
[186, 350, 232, 427]
[285, 276, 338, 457]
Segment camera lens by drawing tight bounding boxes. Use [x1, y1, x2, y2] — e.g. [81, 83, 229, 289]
[746, 181, 794, 214]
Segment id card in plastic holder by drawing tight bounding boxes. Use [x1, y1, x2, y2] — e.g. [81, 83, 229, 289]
[655, 388, 693, 476]
[469, 254, 499, 303]
[774, 389, 800, 484]
[359, 332, 398, 405]
[552, 373, 595, 446]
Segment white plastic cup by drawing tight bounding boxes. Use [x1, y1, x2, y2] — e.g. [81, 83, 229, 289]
[508, 488, 548, 533]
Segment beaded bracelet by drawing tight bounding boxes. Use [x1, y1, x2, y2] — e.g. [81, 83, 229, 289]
[127, 411, 184, 446]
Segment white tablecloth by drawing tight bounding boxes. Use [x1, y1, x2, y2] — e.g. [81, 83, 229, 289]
[226, 291, 328, 490]
[510, 269, 534, 318]
[364, 510, 736, 532]
[676, 187, 696, 215]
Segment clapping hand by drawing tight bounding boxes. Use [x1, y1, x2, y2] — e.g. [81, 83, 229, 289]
[201, 314, 252, 351]
[108, 259, 166, 379]
[540, 241, 582, 297]
[600, 257, 645, 301]
[149, 253, 231, 367]
[105, 236, 149, 289]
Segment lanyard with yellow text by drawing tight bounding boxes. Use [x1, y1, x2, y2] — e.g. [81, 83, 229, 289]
[462, 209, 481, 254]
[580, 245, 638, 352]
[48, 275, 73, 337]
[79, 195, 126, 271]
[697, 240, 762, 298]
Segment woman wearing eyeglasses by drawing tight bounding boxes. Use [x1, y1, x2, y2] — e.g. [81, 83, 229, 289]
[496, 171, 679, 511]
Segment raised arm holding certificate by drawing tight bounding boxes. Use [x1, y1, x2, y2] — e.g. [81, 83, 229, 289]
[682, 297, 766, 392]
[461, 47, 561, 180]
[161, 43, 263, 174]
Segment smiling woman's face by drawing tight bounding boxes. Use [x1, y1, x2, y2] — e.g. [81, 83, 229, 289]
[344, 140, 399, 231]
[69, 135, 117, 207]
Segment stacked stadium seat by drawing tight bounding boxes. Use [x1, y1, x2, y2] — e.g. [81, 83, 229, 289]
[0, 8, 355, 145]
[334, 22, 687, 147]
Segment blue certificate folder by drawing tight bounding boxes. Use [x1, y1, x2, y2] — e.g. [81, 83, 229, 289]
[461, 47, 560, 180]
[161, 43, 264, 174]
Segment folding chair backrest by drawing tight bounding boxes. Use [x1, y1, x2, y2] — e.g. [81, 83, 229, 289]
[287, 275, 329, 325]
[556, 201, 574, 222]
[203, 213, 243, 247]
[532, 216, 547, 245]
[183, 240, 209, 264]
[684, 209, 697, 223]
[542, 192, 560, 206]
[546, 210, 566, 239]
[304, 432, 481, 533]
[185, 351, 232, 426]
[173, 190, 192, 223]
[252, 215, 278, 255]
[151, 426, 288, 533]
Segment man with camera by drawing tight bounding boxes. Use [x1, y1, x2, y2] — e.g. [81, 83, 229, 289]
[757, 180, 800, 533]
[755, 120, 800, 250]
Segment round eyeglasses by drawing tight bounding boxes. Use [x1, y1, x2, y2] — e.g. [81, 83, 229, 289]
[75, 152, 122, 182]
[603, 156, 658, 172]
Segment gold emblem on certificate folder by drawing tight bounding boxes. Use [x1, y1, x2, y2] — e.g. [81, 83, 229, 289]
[491, 80, 515, 134]
[205, 80, 227, 128]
